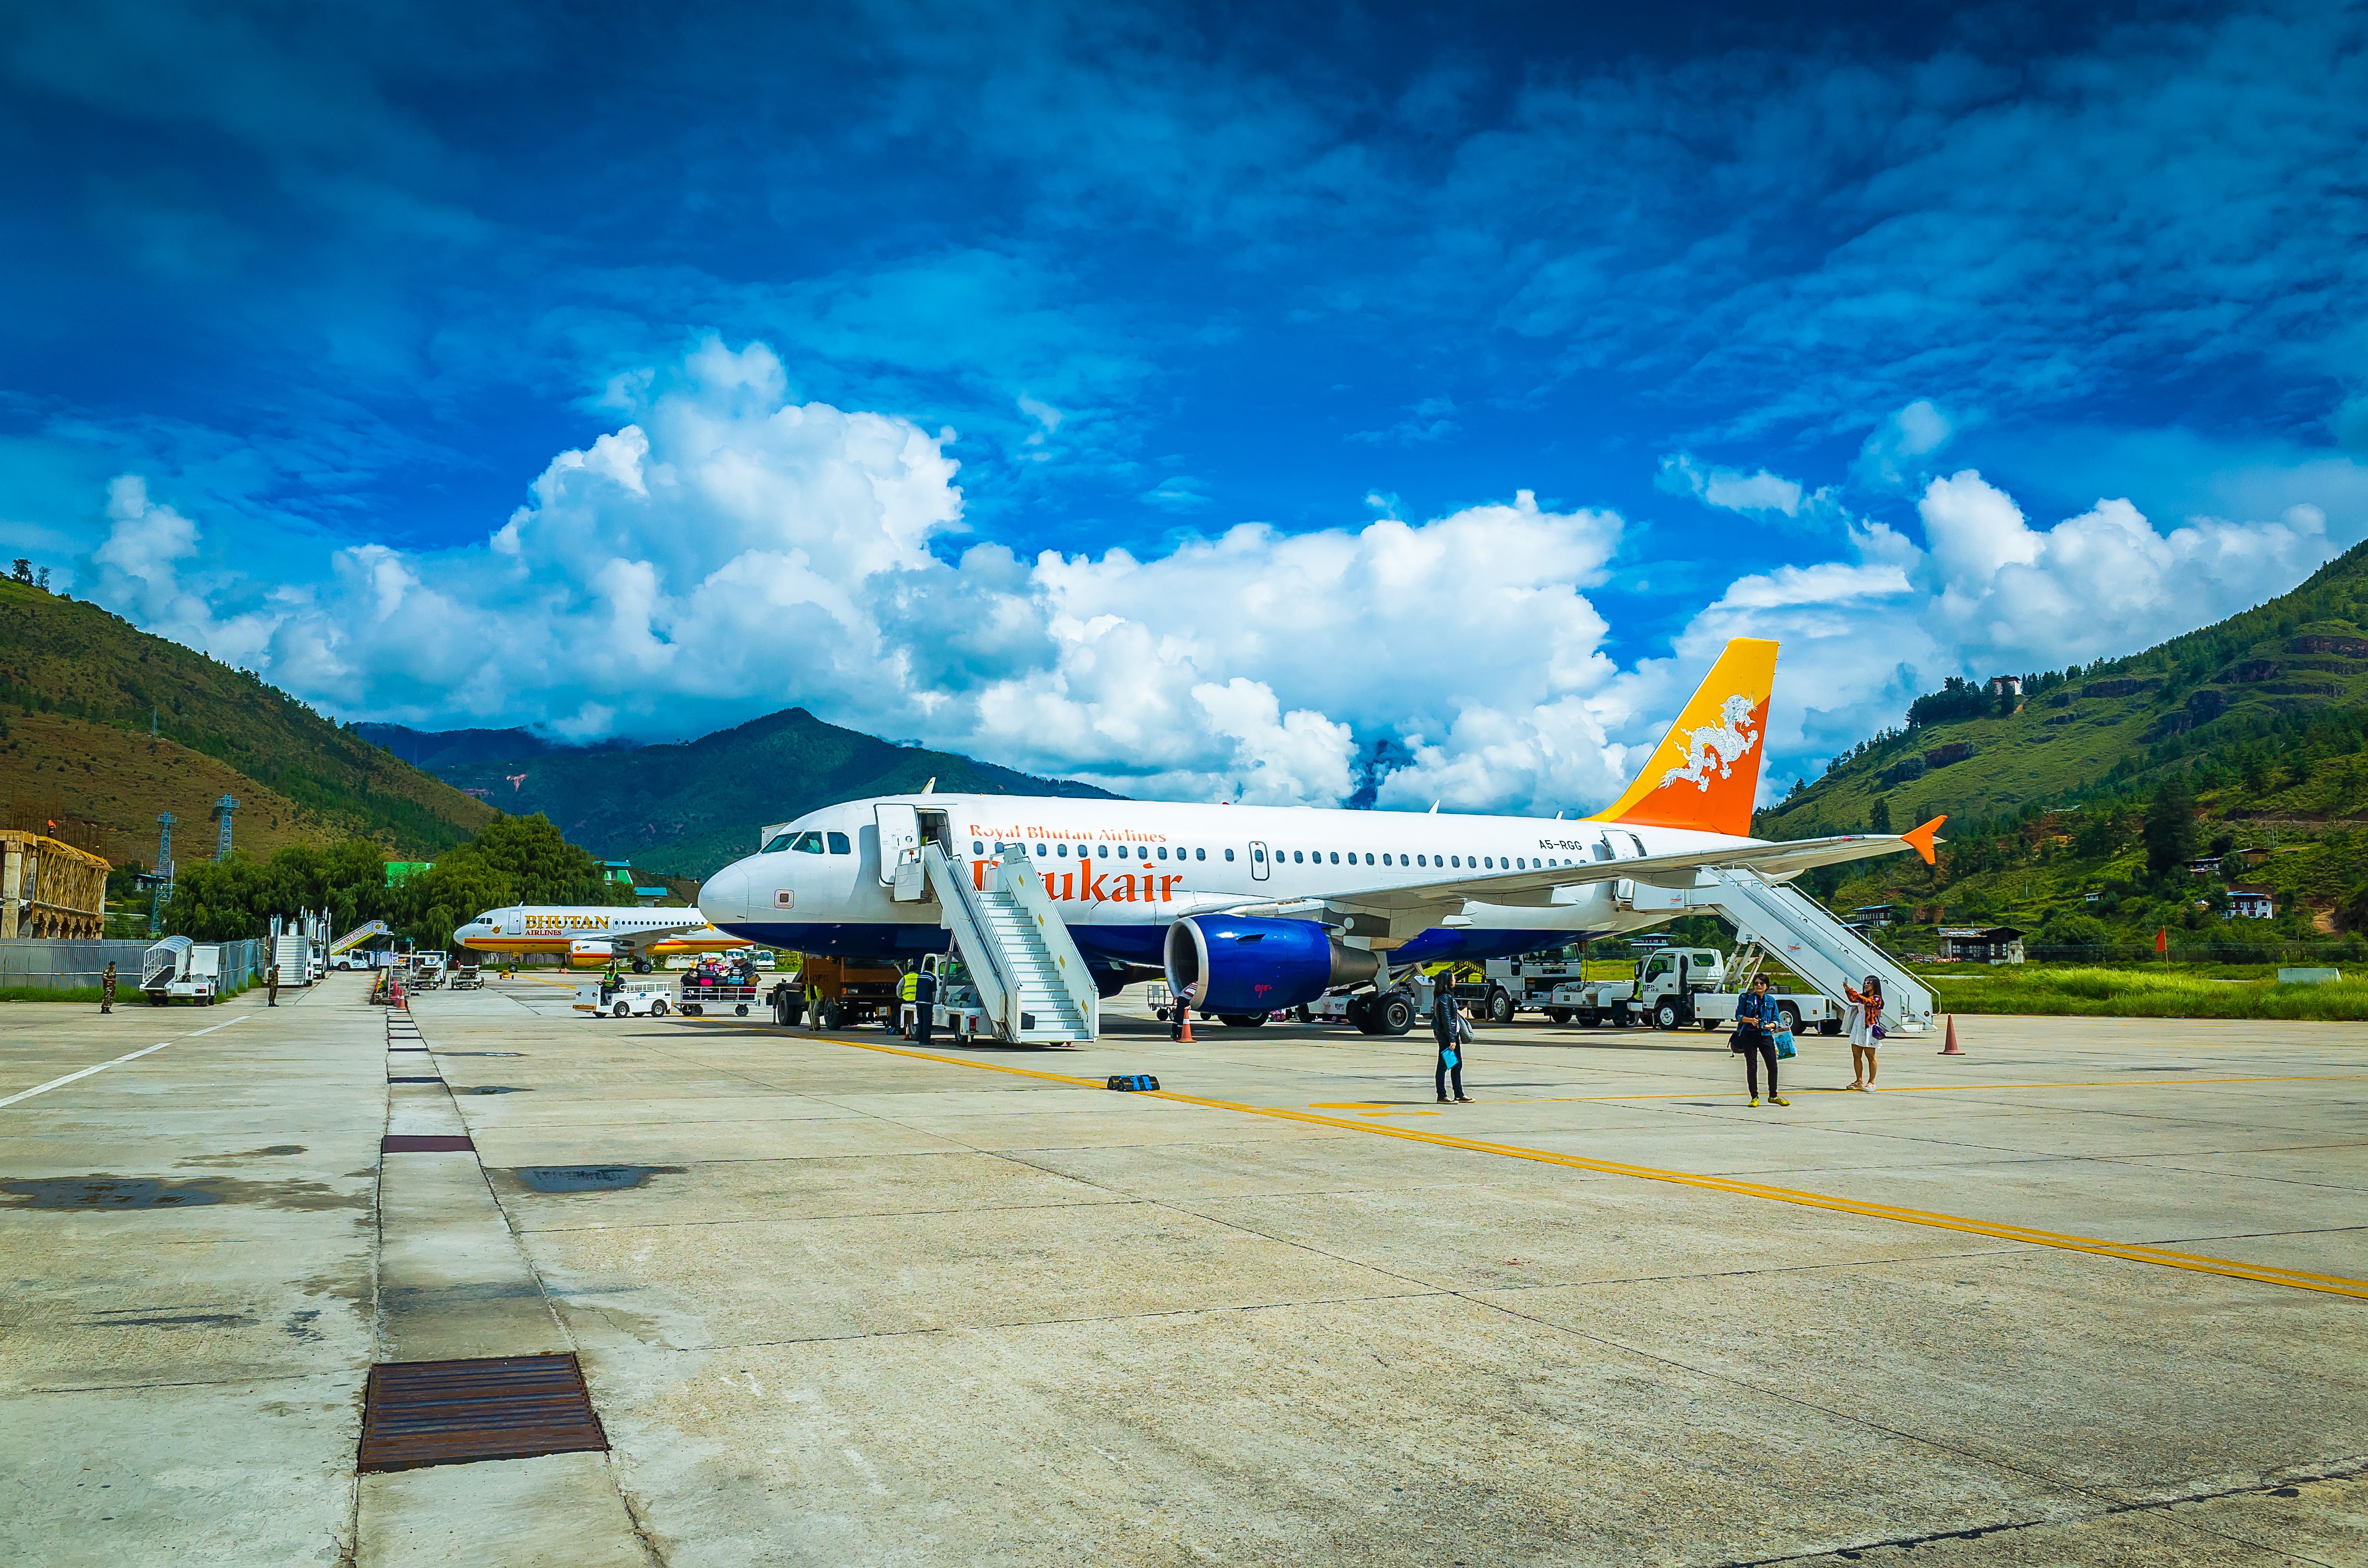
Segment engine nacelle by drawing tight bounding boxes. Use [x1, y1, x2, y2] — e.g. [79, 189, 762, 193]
[568, 937, 619, 968]
[1163, 916, 1380, 1014]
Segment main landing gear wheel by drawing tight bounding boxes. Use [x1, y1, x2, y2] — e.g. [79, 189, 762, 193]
[1653, 999, 1682, 1030]
[1372, 993, 1415, 1035]
[1218, 1013, 1269, 1029]
[631, 958, 653, 974]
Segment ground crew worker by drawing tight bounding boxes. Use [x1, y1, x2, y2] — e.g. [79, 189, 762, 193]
[100, 961, 116, 1015]
[913, 964, 937, 1047]
[267, 963, 280, 1006]
[897, 967, 921, 1038]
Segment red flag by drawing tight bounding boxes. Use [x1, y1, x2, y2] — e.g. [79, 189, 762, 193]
[2155, 927, 2168, 955]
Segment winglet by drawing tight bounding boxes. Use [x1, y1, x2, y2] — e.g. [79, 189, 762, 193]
[1902, 814, 1946, 865]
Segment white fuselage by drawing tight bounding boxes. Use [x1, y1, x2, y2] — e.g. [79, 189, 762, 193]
[697, 794, 1751, 970]
[452, 904, 739, 961]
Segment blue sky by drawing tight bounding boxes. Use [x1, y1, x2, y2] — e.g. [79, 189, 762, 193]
[7, 0, 2368, 809]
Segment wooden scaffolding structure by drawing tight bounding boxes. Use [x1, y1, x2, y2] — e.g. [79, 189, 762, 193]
[0, 830, 111, 940]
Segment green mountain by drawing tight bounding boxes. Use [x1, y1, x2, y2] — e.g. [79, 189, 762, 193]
[358, 707, 1116, 879]
[1764, 539, 2368, 838]
[0, 576, 497, 865]
[1761, 539, 2368, 949]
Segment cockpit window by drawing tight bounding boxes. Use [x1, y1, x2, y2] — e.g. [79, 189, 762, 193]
[762, 832, 795, 853]
[791, 831, 826, 853]
[827, 832, 851, 855]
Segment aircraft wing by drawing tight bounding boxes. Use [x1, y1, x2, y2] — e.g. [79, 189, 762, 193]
[1300, 818, 1944, 916]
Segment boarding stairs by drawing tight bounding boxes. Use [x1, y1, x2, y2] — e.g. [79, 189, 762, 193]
[1692, 867, 1935, 1033]
[913, 843, 1097, 1044]
[331, 919, 392, 956]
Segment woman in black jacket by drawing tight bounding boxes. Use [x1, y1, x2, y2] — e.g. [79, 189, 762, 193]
[1431, 980, 1473, 1103]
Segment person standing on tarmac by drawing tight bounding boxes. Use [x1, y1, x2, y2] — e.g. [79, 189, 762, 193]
[913, 964, 937, 1047]
[1431, 977, 1473, 1103]
[897, 967, 920, 1038]
[100, 961, 116, 1015]
[1733, 973, 1787, 1107]
[267, 963, 280, 1007]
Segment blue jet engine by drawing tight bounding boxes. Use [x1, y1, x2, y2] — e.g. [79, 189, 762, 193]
[1163, 915, 1380, 1015]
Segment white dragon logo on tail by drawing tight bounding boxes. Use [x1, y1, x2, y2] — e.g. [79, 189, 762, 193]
[1658, 693, 1760, 792]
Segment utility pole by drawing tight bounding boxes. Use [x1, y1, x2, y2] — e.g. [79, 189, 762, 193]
[150, 812, 174, 935]
[214, 795, 237, 860]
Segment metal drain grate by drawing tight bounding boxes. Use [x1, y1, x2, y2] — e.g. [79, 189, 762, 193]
[358, 1353, 608, 1472]
[382, 1134, 475, 1152]
[387, 1076, 444, 1084]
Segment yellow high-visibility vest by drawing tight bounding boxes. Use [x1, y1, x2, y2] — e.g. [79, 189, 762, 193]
[898, 971, 919, 1002]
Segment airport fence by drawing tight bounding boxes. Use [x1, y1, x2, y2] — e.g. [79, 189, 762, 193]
[0, 936, 266, 992]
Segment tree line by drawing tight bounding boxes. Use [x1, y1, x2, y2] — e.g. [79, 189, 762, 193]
[162, 814, 633, 946]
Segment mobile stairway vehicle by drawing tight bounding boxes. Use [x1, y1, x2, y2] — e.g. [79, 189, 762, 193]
[887, 839, 1097, 1046]
[1689, 867, 1935, 1035]
[139, 936, 222, 1005]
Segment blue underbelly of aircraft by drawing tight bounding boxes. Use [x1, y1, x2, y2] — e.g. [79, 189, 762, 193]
[716, 919, 1603, 967]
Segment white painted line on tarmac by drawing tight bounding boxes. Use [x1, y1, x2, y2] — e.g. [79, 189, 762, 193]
[0, 1014, 254, 1110]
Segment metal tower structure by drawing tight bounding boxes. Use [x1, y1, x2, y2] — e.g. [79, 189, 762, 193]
[214, 794, 237, 860]
[149, 812, 175, 935]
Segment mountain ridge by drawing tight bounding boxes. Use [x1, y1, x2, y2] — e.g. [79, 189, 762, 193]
[1761, 538, 2368, 839]
[376, 705, 1118, 878]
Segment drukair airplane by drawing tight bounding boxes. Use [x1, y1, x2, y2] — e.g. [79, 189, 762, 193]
[452, 905, 742, 970]
[696, 638, 1940, 1018]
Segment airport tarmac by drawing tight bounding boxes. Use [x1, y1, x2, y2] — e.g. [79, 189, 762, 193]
[1, 973, 2363, 1566]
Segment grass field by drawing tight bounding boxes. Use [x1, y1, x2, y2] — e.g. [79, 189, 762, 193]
[1925, 964, 2368, 1020]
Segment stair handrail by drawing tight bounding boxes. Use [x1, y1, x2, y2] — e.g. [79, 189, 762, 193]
[919, 844, 1019, 1036]
[989, 842, 1098, 1039]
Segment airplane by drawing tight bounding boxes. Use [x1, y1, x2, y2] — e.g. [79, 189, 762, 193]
[451, 904, 744, 970]
[694, 637, 1942, 1017]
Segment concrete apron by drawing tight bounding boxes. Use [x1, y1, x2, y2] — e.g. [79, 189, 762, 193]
[359, 1011, 651, 1568]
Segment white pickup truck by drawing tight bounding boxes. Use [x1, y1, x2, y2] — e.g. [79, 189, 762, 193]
[1539, 948, 1843, 1034]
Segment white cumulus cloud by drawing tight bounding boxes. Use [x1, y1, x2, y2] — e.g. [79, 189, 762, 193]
[72, 343, 2360, 820]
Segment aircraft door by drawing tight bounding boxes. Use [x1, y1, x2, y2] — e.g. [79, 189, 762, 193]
[503, 910, 522, 937]
[876, 803, 923, 885]
[1248, 839, 1270, 881]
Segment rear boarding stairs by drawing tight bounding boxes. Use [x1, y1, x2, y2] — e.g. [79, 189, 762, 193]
[1689, 866, 1936, 1034]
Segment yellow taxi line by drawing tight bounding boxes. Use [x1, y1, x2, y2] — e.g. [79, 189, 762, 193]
[1461, 1074, 2368, 1106]
[813, 1034, 2368, 1301]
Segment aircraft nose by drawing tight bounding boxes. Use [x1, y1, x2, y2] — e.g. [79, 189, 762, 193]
[701, 858, 753, 926]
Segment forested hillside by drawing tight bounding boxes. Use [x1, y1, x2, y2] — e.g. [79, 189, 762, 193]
[1763, 539, 2368, 953]
[0, 576, 496, 864]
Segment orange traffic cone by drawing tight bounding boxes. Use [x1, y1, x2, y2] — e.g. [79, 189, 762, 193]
[1939, 1016, 1963, 1055]
[1178, 1006, 1194, 1044]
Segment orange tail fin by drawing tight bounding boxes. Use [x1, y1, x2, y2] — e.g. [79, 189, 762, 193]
[1590, 638, 1778, 839]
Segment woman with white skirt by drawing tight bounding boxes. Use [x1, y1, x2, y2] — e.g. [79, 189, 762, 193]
[1843, 974, 1884, 1090]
